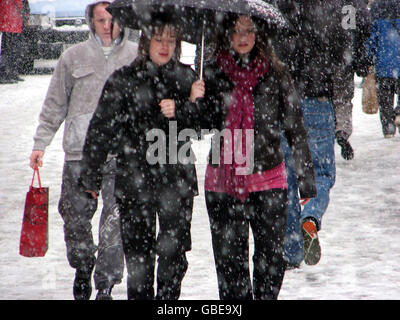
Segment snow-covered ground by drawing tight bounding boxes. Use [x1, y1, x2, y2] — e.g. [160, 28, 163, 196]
[0, 43, 399, 300]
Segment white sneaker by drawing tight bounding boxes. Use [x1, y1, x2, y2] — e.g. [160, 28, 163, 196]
[302, 219, 321, 265]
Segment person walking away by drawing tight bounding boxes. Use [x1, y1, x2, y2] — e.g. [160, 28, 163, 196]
[274, 0, 348, 266]
[80, 19, 201, 300]
[275, 0, 370, 268]
[18, 0, 37, 75]
[191, 14, 316, 299]
[29, 0, 138, 300]
[333, 0, 372, 160]
[0, 0, 26, 83]
[366, 0, 400, 138]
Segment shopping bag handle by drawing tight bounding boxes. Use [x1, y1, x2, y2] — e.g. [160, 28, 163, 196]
[31, 168, 42, 189]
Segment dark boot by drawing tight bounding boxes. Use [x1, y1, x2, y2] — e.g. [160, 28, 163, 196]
[0, 77, 18, 84]
[336, 136, 354, 160]
[73, 257, 96, 300]
[95, 285, 114, 300]
[156, 255, 188, 300]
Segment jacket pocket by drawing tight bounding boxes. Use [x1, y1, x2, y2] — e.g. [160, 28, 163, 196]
[63, 113, 94, 154]
[72, 66, 95, 79]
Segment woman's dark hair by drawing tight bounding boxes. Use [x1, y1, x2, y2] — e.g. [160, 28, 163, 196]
[138, 23, 183, 62]
[218, 14, 269, 59]
[211, 13, 285, 73]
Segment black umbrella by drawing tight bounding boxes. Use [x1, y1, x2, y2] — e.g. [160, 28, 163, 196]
[107, 0, 293, 78]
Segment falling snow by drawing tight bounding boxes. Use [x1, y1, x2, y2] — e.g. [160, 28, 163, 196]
[0, 42, 399, 300]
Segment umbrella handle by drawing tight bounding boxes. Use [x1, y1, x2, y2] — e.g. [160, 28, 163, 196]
[199, 20, 205, 80]
[199, 30, 205, 80]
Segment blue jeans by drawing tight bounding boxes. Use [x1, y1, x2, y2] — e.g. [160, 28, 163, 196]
[281, 133, 304, 265]
[282, 98, 336, 265]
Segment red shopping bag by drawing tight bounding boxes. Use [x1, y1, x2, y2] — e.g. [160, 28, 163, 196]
[19, 168, 49, 257]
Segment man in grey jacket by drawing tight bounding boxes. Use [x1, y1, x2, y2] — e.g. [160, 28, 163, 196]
[29, 0, 138, 300]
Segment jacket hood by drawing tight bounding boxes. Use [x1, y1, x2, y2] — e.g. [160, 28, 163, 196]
[86, 1, 113, 30]
[85, 0, 130, 42]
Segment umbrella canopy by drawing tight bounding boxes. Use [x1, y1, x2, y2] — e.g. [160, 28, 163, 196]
[108, 0, 292, 38]
[107, 0, 293, 78]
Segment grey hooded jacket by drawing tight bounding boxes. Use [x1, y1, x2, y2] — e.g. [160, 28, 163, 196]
[33, 0, 138, 161]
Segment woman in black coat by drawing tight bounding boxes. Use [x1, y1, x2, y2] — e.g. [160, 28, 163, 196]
[80, 22, 200, 300]
[191, 14, 316, 300]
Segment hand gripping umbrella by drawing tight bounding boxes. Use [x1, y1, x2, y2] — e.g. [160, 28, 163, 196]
[107, 0, 293, 79]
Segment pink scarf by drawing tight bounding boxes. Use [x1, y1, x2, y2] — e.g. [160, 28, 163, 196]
[210, 49, 269, 202]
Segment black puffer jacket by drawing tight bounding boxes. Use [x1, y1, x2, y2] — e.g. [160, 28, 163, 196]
[370, 0, 400, 20]
[340, 0, 373, 77]
[80, 58, 199, 201]
[197, 53, 316, 199]
[274, 0, 349, 98]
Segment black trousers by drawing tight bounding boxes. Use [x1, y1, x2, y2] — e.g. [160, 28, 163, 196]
[376, 77, 400, 135]
[118, 191, 194, 300]
[0, 32, 21, 79]
[205, 189, 288, 300]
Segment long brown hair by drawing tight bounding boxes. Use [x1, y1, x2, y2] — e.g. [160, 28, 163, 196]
[212, 14, 285, 73]
[138, 23, 183, 63]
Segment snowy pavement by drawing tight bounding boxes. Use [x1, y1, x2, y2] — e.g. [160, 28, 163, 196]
[0, 62, 399, 300]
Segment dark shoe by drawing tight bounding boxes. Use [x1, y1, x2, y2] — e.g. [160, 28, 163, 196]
[0, 78, 18, 84]
[286, 262, 301, 270]
[73, 258, 95, 300]
[73, 272, 92, 300]
[15, 76, 25, 82]
[96, 286, 114, 300]
[383, 123, 396, 138]
[302, 218, 321, 266]
[336, 136, 354, 160]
